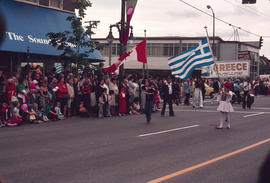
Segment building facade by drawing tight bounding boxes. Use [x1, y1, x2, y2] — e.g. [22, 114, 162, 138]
[15, 0, 75, 12]
[95, 36, 260, 79]
[0, 0, 103, 73]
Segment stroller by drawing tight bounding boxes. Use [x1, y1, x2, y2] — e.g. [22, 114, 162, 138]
[231, 90, 254, 108]
[0, 103, 11, 126]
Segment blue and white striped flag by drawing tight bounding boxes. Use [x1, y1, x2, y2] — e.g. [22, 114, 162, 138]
[168, 38, 214, 80]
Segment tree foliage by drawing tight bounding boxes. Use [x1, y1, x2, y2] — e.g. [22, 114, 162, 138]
[46, 0, 99, 72]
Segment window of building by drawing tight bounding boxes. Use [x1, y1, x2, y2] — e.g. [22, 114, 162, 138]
[174, 43, 180, 55]
[111, 43, 120, 56]
[187, 43, 196, 50]
[181, 43, 188, 52]
[50, 0, 62, 9]
[154, 44, 163, 57]
[98, 43, 109, 56]
[163, 43, 174, 56]
[146, 43, 151, 57]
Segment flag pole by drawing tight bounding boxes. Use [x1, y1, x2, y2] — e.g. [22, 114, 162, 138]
[204, 26, 220, 81]
[144, 29, 149, 79]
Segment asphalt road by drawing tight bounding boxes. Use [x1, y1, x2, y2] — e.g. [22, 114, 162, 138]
[0, 96, 270, 183]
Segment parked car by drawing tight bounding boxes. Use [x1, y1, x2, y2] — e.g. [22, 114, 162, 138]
[205, 83, 214, 98]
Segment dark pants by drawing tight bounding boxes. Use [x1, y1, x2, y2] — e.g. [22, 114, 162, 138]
[83, 94, 91, 112]
[254, 86, 259, 96]
[234, 91, 241, 104]
[202, 91, 205, 101]
[145, 100, 153, 122]
[161, 95, 174, 116]
[242, 91, 251, 109]
[126, 95, 130, 114]
[184, 93, 190, 105]
[74, 95, 80, 115]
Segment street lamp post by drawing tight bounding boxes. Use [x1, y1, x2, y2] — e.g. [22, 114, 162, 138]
[106, 27, 114, 66]
[105, 0, 134, 80]
[207, 5, 215, 57]
[119, 0, 126, 79]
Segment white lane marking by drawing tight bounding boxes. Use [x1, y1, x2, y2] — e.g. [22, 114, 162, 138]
[172, 109, 269, 114]
[175, 105, 270, 111]
[138, 125, 199, 137]
[243, 112, 265, 118]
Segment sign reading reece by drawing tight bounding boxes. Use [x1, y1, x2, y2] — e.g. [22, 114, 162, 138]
[210, 60, 250, 78]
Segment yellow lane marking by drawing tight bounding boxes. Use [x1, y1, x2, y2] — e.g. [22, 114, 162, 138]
[147, 138, 270, 183]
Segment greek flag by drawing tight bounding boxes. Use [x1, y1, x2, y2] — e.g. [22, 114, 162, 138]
[55, 63, 63, 74]
[168, 38, 214, 80]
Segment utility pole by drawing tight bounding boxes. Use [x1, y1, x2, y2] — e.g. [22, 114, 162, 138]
[85, 20, 100, 39]
[119, 0, 126, 80]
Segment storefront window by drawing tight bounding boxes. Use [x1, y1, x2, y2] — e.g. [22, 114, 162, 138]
[50, 0, 62, 9]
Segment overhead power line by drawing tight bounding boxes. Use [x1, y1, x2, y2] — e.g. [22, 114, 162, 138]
[224, 0, 270, 22]
[178, 0, 261, 37]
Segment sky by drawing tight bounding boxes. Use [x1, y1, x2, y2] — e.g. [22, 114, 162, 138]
[84, 0, 270, 58]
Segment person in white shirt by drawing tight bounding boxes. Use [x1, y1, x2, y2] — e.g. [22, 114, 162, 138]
[161, 78, 175, 117]
[241, 79, 252, 109]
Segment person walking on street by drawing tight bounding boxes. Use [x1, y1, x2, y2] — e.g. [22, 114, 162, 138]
[211, 79, 220, 104]
[233, 80, 241, 104]
[216, 85, 234, 129]
[145, 82, 155, 124]
[161, 77, 175, 117]
[201, 79, 206, 101]
[241, 79, 252, 109]
[192, 78, 204, 108]
[183, 78, 192, 106]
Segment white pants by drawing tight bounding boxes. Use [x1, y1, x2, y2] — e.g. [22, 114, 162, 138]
[193, 88, 203, 107]
[211, 93, 218, 103]
[219, 112, 230, 127]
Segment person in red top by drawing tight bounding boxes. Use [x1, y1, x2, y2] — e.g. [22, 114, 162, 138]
[82, 81, 91, 112]
[6, 76, 17, 103]
[118, 88, 127, 115]
[56, 77, 69, 116]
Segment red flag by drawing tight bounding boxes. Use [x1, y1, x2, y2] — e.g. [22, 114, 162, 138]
[120, 0, 137, 45]
[104, 40, 147, 73]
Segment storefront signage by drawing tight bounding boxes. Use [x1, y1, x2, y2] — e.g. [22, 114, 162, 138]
[5, 31, 75, 47]
[209, 60, 250, 78]
[238, 51, 251, 60]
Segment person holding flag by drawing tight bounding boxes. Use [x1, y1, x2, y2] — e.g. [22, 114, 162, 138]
[160, 77, 175, 117]
[145, 82, 155, 124]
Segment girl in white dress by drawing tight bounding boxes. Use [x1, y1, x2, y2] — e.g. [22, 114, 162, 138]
[216, 85, 234, 129]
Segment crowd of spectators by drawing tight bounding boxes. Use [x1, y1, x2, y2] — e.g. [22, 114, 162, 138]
[0, 63, 270, 128]
[0, 64, 167, 127]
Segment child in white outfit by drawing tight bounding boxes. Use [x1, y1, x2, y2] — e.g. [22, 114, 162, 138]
[216, 86, 234, 129]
